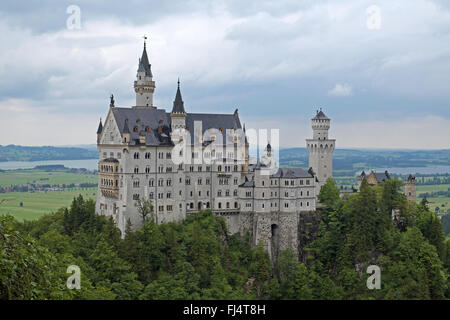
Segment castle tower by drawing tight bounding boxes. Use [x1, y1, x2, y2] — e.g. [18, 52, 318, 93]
[170, 79, 186, 129]
[261, 142, 274, 168]
[404, 175, 417, 202]
[134, 40, 155, 108]
[170, 79, 187, 146]
[306, 109, 335, 189]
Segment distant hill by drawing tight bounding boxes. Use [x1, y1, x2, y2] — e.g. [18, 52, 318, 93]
[280, 148, 450, 173]
[0, 145, 97, 162]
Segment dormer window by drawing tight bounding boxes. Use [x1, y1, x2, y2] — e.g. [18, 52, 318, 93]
[133, 126, 138, 132]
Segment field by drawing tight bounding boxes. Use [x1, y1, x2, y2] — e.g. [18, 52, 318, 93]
[0, 169, 97, 186]
[0, 188, 97, 221]
[416, 184, 450, 213]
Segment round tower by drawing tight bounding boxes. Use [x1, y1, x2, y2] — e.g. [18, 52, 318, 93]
[134, 40, 156, 108]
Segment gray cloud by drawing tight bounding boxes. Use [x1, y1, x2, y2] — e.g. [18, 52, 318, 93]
[0, 0, 449, 148]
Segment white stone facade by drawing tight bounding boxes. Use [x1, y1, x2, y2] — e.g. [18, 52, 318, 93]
[95, 43, 335, 258]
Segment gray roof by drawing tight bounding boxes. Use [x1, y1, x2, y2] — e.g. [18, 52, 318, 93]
[239, 176, 255, 187]
[270, 168, 313, 178]
[312, 109, 329, 120]
[113, 108, 171, 146]
[97, 119, 103, 134]
[137, 43, 152, 77]
[172, 80, 185, 113]
[374, 171, 390, 183]
[111, 107, 242, 146]
[185, 111, 242, 144]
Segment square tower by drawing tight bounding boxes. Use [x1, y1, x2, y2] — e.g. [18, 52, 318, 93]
[306, 109, 335, 189]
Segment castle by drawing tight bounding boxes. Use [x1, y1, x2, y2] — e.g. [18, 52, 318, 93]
[95, 41, 335, 260]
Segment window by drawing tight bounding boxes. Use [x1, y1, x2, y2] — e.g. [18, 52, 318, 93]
[134, 166, 139, 174]
[145, 166, 151, 173]
[149, 179, 154, 187]
[133, 126, 138, 132]
[133, 194, 140, 200]
[134, 152, 139, 159]
[218, 202, 222, 209]
[133, 180, 140, 188]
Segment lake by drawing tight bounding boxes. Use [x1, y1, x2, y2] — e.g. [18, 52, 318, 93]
[369, 166, 450, 175]
[0, 159, 98, 171]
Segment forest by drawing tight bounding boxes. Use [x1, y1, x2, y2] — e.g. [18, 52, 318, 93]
[0, 178, 449, 300]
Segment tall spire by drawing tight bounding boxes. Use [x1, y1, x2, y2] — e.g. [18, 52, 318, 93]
[123, 120, 130, 134]
[172, 78, 185, 113]
[137, 38, 152, 77]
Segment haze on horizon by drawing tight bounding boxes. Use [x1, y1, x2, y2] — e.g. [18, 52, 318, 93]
[0, 0, 449, 149]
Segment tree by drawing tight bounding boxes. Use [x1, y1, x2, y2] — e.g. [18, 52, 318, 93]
[134, 197, 154, 223]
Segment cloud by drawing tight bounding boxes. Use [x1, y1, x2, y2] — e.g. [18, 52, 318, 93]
[0, 0, 450, 147]
[328, 83, 353, 96]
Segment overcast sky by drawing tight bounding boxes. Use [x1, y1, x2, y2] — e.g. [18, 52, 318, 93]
[0, 0, 449, 149]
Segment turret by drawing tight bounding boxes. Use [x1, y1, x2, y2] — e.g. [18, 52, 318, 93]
[96, 118, 103, 143]
[122, 119, 130, 144]
[170, 78, 186, 129]
[134, 40, 156, 108]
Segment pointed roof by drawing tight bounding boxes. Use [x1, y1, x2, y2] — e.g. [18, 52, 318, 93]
[312, 108, 329, 120]
[123, 119, 130, 134]
[172, 78, 185, 113]
[137, 41, 152, 77]
[96, 118, 103, 134]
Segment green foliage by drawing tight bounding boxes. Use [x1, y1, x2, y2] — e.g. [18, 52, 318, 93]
[1, 180, 449, 300]
[0, 215, 67, 299]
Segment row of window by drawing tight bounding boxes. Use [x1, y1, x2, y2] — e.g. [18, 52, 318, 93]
[101, 178, 118, 187]
[103, 151, 121, 159]
[244, 201, 310, 209]
[217, 190, 238, 197]
[100, 164, 118, 173]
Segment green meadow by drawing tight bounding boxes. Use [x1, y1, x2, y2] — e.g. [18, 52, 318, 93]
[0, 169, 97, 186]
[0, 188, 97, 221]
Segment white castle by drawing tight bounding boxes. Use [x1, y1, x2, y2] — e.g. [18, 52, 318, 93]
[96, 41, 335, 259]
